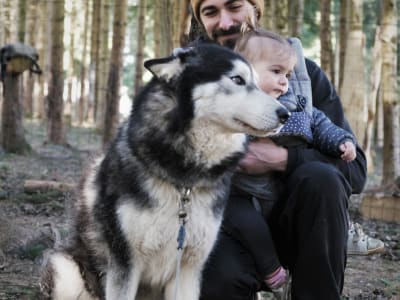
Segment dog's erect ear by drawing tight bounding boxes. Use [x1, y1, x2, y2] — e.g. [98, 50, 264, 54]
[144, 47, 196, 82]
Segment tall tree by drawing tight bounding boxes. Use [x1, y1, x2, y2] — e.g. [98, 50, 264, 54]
[1, 70, 31, 154]
[23, 0, 39, 118]
[159, 0, 173, 55]
[380, 0, 399, 184]
[46, 0, 66, 144]
[171, 0, 190, 47]
[17, 0, 26, 42]
[78, 0, 90, 125]
[88, 0, 101, 123]
[263, 0, 276, 31]
[275, 0, 289, 35]
[177, 0, 191, 46]
[134, 0, 146, 95]
[153, 0, 162, 57]
[34, 0, 48, 119]
[96, 0, 111, 130]
[288, 0, 304, 37]
[103, 0, 128, 146]
[364, 26, 382, 172]
[339, 0, 367, 145]
[64, 0, 77, 126]
[319, 0, 334, 81]
[3, 0, 18, 42]
[338, 0, 349, 93]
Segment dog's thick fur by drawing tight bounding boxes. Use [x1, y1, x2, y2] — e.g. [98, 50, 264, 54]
[40, 44, 288, 300]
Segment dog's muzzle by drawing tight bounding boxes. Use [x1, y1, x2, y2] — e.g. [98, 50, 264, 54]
[276, 107, 291, 124]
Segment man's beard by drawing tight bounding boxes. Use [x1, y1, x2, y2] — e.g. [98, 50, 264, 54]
[222, 38, 237, 49]
[212, 25, 241, 49]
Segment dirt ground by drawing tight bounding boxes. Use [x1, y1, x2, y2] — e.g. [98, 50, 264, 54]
[0, 121, 399, 300]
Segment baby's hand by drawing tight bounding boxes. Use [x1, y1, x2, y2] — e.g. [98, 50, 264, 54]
[339, 141, 356, 162]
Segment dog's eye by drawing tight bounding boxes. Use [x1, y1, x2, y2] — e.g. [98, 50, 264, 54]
[230, 76, 245, 86]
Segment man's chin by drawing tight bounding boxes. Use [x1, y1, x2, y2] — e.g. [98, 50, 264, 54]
[219, 37, 238, 49]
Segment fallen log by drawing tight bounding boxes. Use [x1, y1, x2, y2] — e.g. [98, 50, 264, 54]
[23, 180, 76, 194]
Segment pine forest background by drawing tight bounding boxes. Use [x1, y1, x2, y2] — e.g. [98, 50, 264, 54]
[0, 0, 399, 187]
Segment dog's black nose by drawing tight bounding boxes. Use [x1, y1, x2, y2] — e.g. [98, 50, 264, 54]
[276, 107, 290, 124]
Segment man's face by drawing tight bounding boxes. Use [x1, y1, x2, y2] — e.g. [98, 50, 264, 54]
[199, 0, 256, 48]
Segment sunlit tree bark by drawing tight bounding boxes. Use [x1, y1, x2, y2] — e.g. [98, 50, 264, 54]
[78, 0, 90, 125]
[34, 0, 47, 119]
[134, 0, 146, 94]
[380, 0, 399, 184]
[103, 0, 127, 146]
[288, 0, 303, 37]
[46, 0, 66, 144]
[320, 0, 334, 81]
[338, 0, 349, 93]
[153, 0, 161, 57]
[364, 27, 382, 173]
[64, 0, 77, 126]
[23, 0, 39, 118]
[96, 0, 111, 130]
[339, 0, 367, 145]
[88, 0, 101, 123]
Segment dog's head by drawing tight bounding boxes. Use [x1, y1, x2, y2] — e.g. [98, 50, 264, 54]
[144, 44, 289, 137]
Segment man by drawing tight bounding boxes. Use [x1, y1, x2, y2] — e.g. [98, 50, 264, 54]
[189, 1, 372, 299]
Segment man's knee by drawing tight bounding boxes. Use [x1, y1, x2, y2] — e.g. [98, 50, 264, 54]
[284, 161, 351, 215]
[289, 162, 351, 196]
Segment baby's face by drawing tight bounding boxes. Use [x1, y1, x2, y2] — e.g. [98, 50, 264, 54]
[251, 55, 296, 99]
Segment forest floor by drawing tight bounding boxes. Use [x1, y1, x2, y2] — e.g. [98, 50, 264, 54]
[0, 120, 399, 300]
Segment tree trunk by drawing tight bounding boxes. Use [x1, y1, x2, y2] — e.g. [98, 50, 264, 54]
[102, 0, 128, 147]
[17, 0, 26, 42]
[46, 0, 66, 145]
[159, 0, 173, 56]
[177, 0, 191, 46]
[363, 26, 382, 173]
[338, 0, 349, 94]
[153, 0, 162, 57]
[64, 0, 77, 126]
[88, 0, 101, 124]
[134, 0, 146, 95]
[1, 74, 31, 154]
[96, 0, 111, 130]
[319, 0, 334, 81]
[339, 0, 366, 145]
[288, 0, 304, 37]
[78, 0, 90, 125]
[380, 0, 399, 184]
[274, 0, 288, 36]
[34, 0, 47, 119]
[3, 0, 18, 42]
[23, 0, 39, 119]
[262, 0, 276, 31]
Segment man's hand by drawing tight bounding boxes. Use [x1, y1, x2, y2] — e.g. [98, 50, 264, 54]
[237, 138, 288, 174]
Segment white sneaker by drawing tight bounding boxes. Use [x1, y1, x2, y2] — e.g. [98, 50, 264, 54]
[347, 222, 385, 255]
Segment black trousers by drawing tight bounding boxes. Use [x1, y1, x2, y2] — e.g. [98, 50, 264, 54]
[200, 161, 351, 300]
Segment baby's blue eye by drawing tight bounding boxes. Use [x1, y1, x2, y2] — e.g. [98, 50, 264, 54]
[230, 76, 245, 85]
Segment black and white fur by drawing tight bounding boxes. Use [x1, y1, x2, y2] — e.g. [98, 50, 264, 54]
[40, 44, 289, 300]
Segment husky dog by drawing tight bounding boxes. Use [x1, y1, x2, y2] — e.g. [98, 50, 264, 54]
[40, 44, 289, 300]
